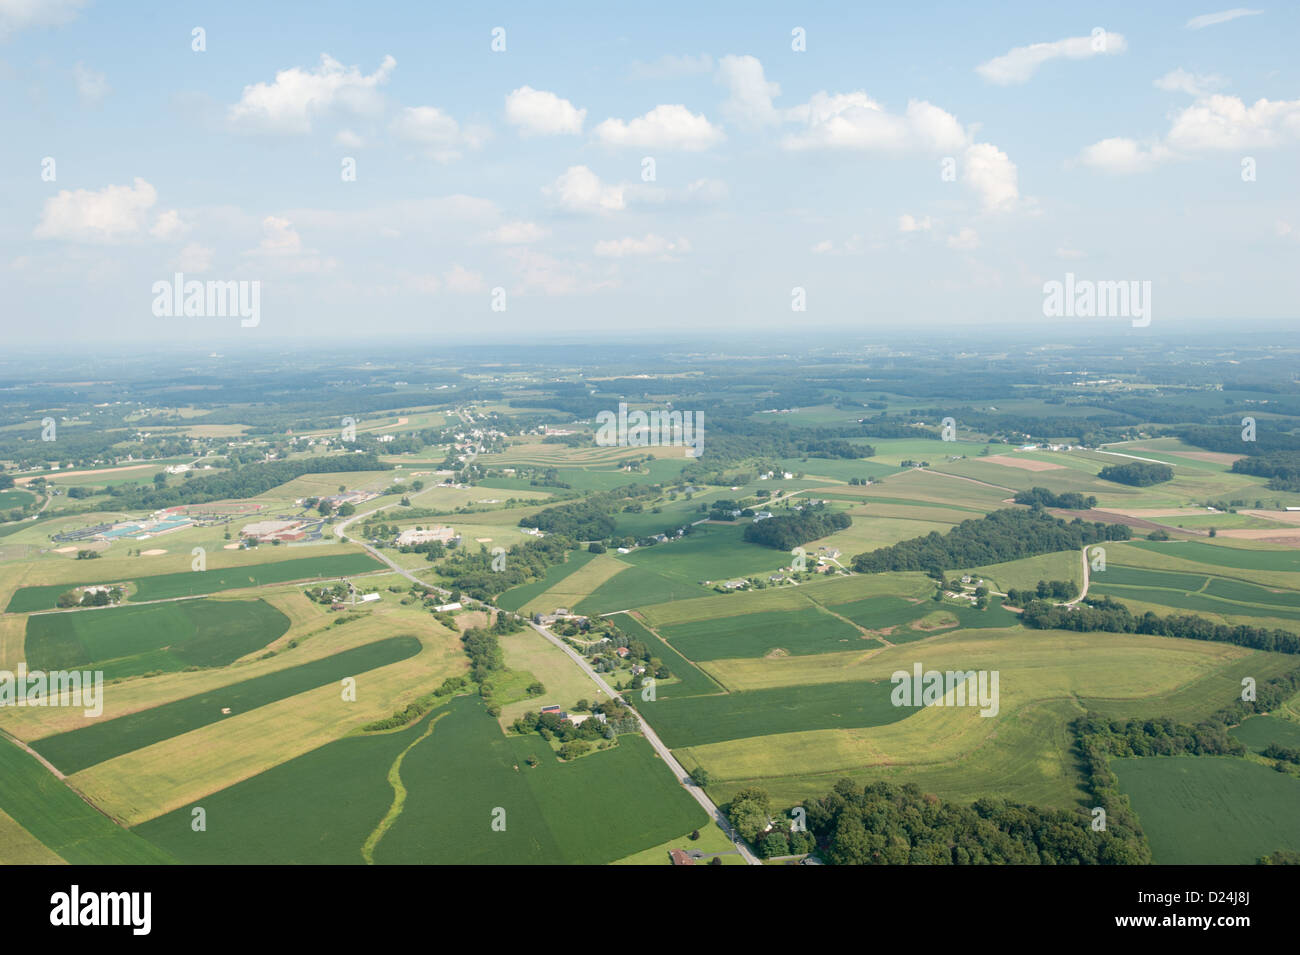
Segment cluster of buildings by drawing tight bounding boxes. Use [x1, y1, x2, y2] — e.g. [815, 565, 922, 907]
[395, 526, 457, 547]
[240, 519, 315, 543]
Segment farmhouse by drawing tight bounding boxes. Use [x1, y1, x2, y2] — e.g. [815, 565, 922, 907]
[240, 519, 308, 542]
[434, 602, 462, 612]
[396, 526, 456, 546]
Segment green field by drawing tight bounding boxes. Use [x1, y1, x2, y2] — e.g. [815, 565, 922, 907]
[1114, 756, 1300, 863]
[647, 679, 912, 748]
[134, 696, 705, 864]
[658, 607, 872, 660]
[0, 736, 174, 864]
[494, 549, 596, 612]
[31, 636, 423, 774]
[25, 598, 291, 679]
[1229, 714, 1300, 753]
[1092, 564, 1300, 622]
[606, 613, 720, 698]
[1124, 539, 1300, 573]
[6, 551, 385, 612]
[576, 564, 712, 615]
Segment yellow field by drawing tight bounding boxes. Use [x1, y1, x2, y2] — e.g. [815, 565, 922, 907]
[520, 554, 628, 615]
[69, 609, 468, 826]
[0, 807, 66, 864]
[496, 628, 600, 729]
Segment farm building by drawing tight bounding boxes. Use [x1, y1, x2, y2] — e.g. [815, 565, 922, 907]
[396, 526, 456, 546]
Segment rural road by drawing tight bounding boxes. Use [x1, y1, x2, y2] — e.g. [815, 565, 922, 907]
[1064, 545, 1092, 606]
[333, 489, 452, 597]
[528, 621, 763, 866]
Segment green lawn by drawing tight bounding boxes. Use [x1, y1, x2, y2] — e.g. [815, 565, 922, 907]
[494, 549, 596, 612]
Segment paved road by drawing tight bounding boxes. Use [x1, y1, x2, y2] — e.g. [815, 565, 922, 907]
[332, 491, 451, 597]
[527, 621, 763, 866]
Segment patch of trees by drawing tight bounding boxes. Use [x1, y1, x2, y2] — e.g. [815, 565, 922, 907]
[1004, 580, 1078, 605]
[789, 777, 1146, 864]
[1262, 743, 1300, 765]
[1020, 595, 1300, 654]
[360, 675, 469, 731]
[438, 534, 576, 601]
[742, 506, 851, 550]
[725, 788, 816, 859]
[462, 627, 504, 682]
[1097, 461, 1173, 486]
[107, 453, 390, 509]
[1232, 452, 1300, 491]
[1181, 425, 1300, 455]
[850, 508, 1129, 574]
[1013, 487, 1096, 509]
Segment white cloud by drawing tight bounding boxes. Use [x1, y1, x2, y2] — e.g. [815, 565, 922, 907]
[593, 104, 724, 150]
[34, 178, 158, 242]
[975, 32, 1126, 85]
[947, 227, 980, 250]
[717, 54, 782, 127]
[0, 0, 86, 39]
[1077, 137, 1172, 172]
[175, 243, 214, 272]
[335, 129, 364, 148]
[783, 94, 968, 153]
[543, 166, 625, 213]
[488, 221, 549, 244]
[1082, 93, 1300, 172]
[898, 214, 933, 233]
[150, 209, 188, 240]
[391, 105, 487, 162]
[963, 143, 1019, 212]
[228, 54, 395, 134]
[1167, 94, 1300, 151]
[592, 234, 690, 258]
[505, 86, 585, 135]
[506, 248, 615, 296]
[811, 239, 835, 254]
[73, 61, 109, 107]
[1186, 8, 1262, 29]
[252, 216, 304, 255]
[1154, 68, 1228, 97]
[625, 177, 729, 206]
[443, 264, 486, 293]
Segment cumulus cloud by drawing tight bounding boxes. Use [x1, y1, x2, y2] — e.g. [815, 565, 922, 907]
[505, 86, 585, 135]
[592, 234, 690, 258]
[1186, 8, 1262, 29]
[963, 143, 1019, 212]
[593, 104, 724, 150]
[1154, 68, 1228, 97]
[898, 214, 933, 233]
[717, 54, 782, 127]
[149, 209, 188, 240]
[34, 178, 158, 242]
[228, 54, 395, 134]
[73, 61, 109, 107]
[391, 105, 487, 162]
[784, 93, 965, 153]
[976, 31, 1126, 85]
[1080, 94, 1300, 171]
[543, 166, 626, 213]
[0, 0, 86, 39]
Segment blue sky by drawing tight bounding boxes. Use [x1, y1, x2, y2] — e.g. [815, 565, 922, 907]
[3, 0, 1299, 344]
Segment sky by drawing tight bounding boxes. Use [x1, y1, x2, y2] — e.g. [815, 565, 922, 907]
[2, 0, 1299, 345]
